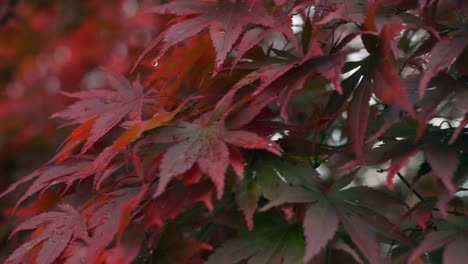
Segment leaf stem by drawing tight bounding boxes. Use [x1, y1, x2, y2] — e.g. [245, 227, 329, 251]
[396, 172, 424, 201]
[396, 172, 466, 216]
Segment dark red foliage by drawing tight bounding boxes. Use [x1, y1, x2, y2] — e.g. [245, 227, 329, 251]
[1, 0, 468, 263]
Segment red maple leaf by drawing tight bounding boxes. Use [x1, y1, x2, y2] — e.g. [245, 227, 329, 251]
[6, 204, 89, 264]
[144, 181, 214, 229]
[347, 74, 372, 162]
[52, 70, 156, 157]
[152, 224, 212, 264]
[0, 159, 91, 210]
[373, 24, 415, 116]
[419, 30, 468, 96]
[138, 0, 288, 73]
[82, 187, 142, 263]
[259, 174, 412, 263]
[151, 112, 281, 198]
[74, 96, 200, 188]
[217, 40, 345, 124]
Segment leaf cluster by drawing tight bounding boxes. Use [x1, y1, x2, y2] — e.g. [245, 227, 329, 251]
[2, 0, 468, 263]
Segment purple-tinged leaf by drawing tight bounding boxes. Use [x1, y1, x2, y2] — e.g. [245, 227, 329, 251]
[303, 200, 339, 262]
[349, 204, 414, 247]
[338, 186, 408, 209]
[386, 148, 419, 189]
[315, 52, 346, 94]
[6, 204, 89, 264]
[415, 75, 457, 140]
[348, 78, 372, 162]
[402, 199, 436, 230]
[366, 107, 402, 143]
[236, 180, 260, 230]
[140, 0, 276, 74]
[259, 185, 318, 212]
[338, 208, 381, 264]
[449, 114, 468, 144]
[419, 33, 468, 96]
[424, 144, 459, 193]
[52, 73, 155, 155]
[409, 231, 455, 263]
[229, 147, 245, 180]
[443, 238, 468, 264]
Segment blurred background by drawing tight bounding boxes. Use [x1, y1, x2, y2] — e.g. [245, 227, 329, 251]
[0, 0, 161, 259]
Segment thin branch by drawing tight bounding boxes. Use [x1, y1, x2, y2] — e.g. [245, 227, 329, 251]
[397, 172, 466, 216]
[396, 171, 425, 201]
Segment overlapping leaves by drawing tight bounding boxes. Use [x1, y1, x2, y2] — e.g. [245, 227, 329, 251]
[2, 0, 468, 263]
[150, 111, 281, 198]
[246, 156, 412, 263]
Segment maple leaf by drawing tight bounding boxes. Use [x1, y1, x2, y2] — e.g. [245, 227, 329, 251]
[230, 28, 274, 70]
[315, 0, 367, 25]
[348, 73, 372, 162]
[9, 189, 64, 217]
[207, 211, 305, 264]
[235, 178, 260, 230]
[143, 181, 214, 229]
[450, 113, 468, 144]
[151, 113, 281, 199]
[83, 187, 140, 263]
[217, 41, 346, 123]
[105, 224, 146, 264]
[409, 217, 468, 264]
[343, 138, 420, 189]
[373, 24, 415, 116]
[140, 0, 279, 73]
[6, 204, 89, 264]
[51, 70, 156, 156]
[82, 182, 211, 263]
[75, 96, 201, 188]
[257, 160, 412, 263]
[366, 107, 404, 143]
[5, 1, 468, 263]
[423, 144, 459, 193]
[0, 159, 91, 210]
[432, 155, 468, 219]
[229, 5, 300, 71]
[252, 154, 320, 203]
[225, 40, 322, 98]
[385, 147, 419, 190]
[419, 30, 468, 96]
[316, 61, 362, 154]
[401, 198, 436, 230]
[142, 34, 215, 101]
[152, 224, 212, 263]
[413, 75, 458, 140]
[302, 199, 339, 261]
[454, 84, 468, 112]
[58, 241, 88, 264]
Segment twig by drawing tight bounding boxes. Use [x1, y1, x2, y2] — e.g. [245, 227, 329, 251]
[397, 172, 466, 216]
[396, 171, 425, 201]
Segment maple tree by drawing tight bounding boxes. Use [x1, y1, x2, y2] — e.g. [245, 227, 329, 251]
[1, 0, 468, 263]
